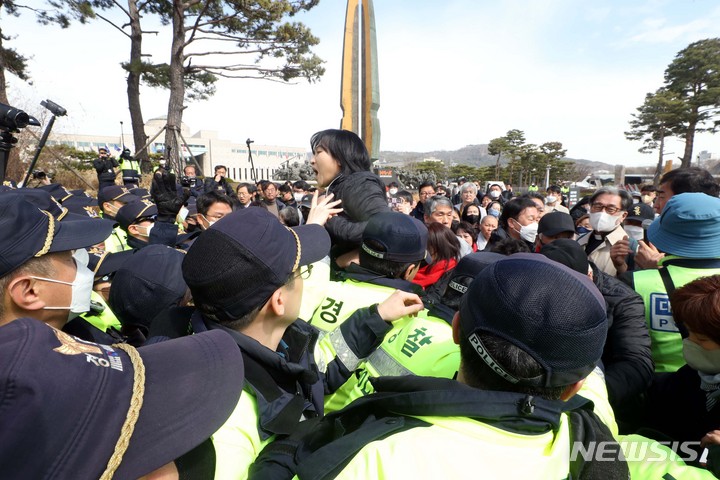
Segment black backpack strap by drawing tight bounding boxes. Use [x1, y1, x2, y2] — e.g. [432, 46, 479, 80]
[657, 266, 689, 338]
[250, 395, 430, 480]
[295, 415, 429, 480]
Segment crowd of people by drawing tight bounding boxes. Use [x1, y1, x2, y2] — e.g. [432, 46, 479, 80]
[3, 128, 720, 479]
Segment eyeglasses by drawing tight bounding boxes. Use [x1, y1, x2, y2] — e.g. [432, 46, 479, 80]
[293, 264, 313, 280]
[419, 191, 435, 197]
[590, 202, 621, 215]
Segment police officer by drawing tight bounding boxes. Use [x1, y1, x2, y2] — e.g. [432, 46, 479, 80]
[119, 148, 141, 188]
[115, 199, 158, 250]
[65, 248, 133, 340]
[97, 185, 140, 253]
[307, 211, 459, 412]
[0, 194, 113, 329]
[629, 193, 720, 373]
[155, 204, 422, 479]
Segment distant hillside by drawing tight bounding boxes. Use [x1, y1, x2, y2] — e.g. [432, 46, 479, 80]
[379, 144, 615, 171]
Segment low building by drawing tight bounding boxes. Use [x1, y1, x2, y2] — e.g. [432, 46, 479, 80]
[46, 117, 309, 181]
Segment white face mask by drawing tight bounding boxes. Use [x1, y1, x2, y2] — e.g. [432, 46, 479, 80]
[513, 219, 538, 243]
[545, 195, 557, 204]
[293, 192, 304, 203]
[489, 190, 501, 199]
[388, 188, 398, 195]
[589, 211, 620, 233]
[137, 223, 154, 238]
[624, 225, 644, 241]
[33, 250, 94, 320]
[683, 339, 720, 374]
[200, 214, 216, 230]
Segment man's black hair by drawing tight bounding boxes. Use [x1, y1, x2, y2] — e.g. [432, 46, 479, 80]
[490, 237, 531, 255]
[196, 191, 234, 216]
[262, 181, 278, 192]
[640, 184, 656, 193]
[418, 181, 435, 192]
[236, 182, 256, 194]
[395, 190, 413, 204]
[660, 167, 720, 197]
[214, 165, 226, 173]
[293, 180, 310, 191]
[521, 191, 545, 202]
[499, 197, 538, 231]
[458, 330, 566, 400]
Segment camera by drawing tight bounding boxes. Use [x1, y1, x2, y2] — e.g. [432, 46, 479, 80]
[40, 99, 67, 117]
[32, 170, 47, 179]
[0, 102, 40, 131]
[180, 176, 198, 188]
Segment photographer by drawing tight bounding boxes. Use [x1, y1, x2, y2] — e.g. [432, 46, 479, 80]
[203, 164, 236, 199]
[92, 147, 119, 190]
[178, 164, 204, 198]
[31, 170, 51, 187]
[118, 148, 141, 188]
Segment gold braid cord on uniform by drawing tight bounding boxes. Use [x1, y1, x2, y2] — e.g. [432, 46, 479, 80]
[286, 227, 301, 273]
[34, 210, 55, 257]
[99, 343, 146, 480]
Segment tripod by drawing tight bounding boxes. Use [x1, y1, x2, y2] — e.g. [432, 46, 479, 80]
[246, 138, 257, 182]
[0, 129, 17, 185]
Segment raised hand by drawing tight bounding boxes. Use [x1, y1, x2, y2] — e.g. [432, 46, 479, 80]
[377, 290, 425, 322]
[306, 191, 343, 226]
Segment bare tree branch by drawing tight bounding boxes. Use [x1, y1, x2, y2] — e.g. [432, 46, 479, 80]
[184, 0, 214, 47]
[190, 11, 243, 30]
[186, 48, 277, 57]
[109, 0, 131, 18]
[94, 12, 131, 38]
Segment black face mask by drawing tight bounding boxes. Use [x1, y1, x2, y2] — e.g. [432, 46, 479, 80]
[465, 214, 480, 224]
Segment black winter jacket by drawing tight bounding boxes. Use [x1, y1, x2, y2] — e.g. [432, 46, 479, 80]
[642, 365, 720, 457]
[203, 176, 237, 199]
[93, 157, 119, 183]
[592, 264, 654, 410]
[325, 171, 389, 251]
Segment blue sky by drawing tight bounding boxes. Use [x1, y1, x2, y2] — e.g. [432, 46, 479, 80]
[5, 0, 720, 166]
